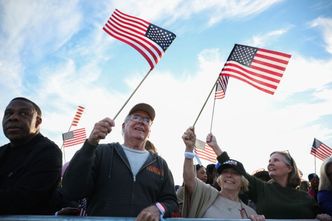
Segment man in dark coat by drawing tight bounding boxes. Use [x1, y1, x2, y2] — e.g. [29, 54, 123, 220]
[0, 97, 62, 214]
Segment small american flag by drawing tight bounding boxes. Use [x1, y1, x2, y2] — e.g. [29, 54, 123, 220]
[310, 138, 332, 161]
[194, 139, 217, 163]
[71, 106, 85, 127]
[62, 128, 87, 148]
[103, 9, 176, 70]
[215, 75, 229, 99]
[220, 44, 291, 95]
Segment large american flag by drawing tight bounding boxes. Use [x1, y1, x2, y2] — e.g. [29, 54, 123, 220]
[219, 44, 291, 95]
[62, 128, 87, 148]
[194, 139, 217, 163]
[71, 106, 85, 127]
[310, 138, 332, 161]
[103, 9, 176, 70]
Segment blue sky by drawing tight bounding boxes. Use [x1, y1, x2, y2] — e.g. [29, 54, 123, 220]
[1, 0, 332, 184]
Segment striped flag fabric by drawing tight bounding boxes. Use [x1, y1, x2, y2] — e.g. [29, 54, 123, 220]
[310, 138, 332, 161]
[220, 44, 291, 95]
[62, 128, 87, 148]
[215, 75, 229, 99]
[194, 139, 217, 163]
[71, 106, 85, 127]
[103, 9, 176, 70]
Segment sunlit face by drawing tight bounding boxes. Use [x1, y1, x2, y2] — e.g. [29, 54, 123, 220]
[218, 168, 242, 192]
[268, 153, 292, 179]
[2, 99, 41, 145]
[196, 166, 207, 183]
[123, 110, 151, 141]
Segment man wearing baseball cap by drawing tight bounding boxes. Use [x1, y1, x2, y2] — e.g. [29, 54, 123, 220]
[62, 103, 177, 220]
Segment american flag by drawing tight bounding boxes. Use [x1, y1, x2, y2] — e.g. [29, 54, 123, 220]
[310, 138, 332, 161]
[220, 44, 291, 95]
[215, 75, 229, 99]
[71, 106, 85, 127]
[194, 139, 217, 163]
[103, 9, 176, 70]
[62, 128, 87, 148]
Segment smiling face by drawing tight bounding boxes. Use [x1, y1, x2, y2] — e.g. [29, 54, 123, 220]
[268, 153, 292, 180]
[122, 110, 152, 148]
[2, 99, 41, 146]
[218, 168, 242, 193]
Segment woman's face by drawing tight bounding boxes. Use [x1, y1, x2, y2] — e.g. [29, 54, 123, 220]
[218, 168, 242, 192]
[196, 167, 207, 183]
[268, 153, 292, 179]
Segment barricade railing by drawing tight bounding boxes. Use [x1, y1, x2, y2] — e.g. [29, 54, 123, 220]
[0, 216, 319, 221]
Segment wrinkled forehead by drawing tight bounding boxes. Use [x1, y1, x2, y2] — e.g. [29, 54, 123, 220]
[270, 152, 291, 165]
[130, 110, 150, 118]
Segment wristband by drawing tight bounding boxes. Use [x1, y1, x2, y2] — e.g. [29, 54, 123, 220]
[155, 202, 165, 216]
[184, 151, 195, 159]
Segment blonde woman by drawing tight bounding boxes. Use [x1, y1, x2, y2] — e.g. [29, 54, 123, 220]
[181, 127, 265, 221]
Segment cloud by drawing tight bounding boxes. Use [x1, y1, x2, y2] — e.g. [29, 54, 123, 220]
[309, 17, 332, 54]
[246, 27, 291, 47]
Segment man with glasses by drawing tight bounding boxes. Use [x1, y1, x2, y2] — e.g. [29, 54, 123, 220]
[61, 103, 178, 220]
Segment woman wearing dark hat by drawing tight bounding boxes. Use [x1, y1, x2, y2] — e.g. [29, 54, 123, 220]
[205, 132, 332, 221]
[181, 127, 265, 221]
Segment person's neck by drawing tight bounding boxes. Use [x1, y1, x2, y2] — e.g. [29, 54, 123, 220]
[123, 140, 145, 151]
[10, 133, 38, 148]
[272, 176, 288, 187]
[219, 189, 240, 202]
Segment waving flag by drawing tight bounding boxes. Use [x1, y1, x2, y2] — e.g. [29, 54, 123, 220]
[71, 106, 85, 127]
[63, 128, 87, 148]
[310, 138, 332, 161]
[103, 9, 176, 70]
[195, 139, 217, 163]
[220, 44, 291, 95]
[215, 75, 229, 99]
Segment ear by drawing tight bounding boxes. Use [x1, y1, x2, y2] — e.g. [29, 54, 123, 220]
[35, 115, 42, 128]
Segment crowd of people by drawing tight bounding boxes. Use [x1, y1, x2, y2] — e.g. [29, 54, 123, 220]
[1, 97, 332, 221]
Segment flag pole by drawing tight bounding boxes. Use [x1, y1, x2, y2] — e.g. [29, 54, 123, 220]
[209, 92, 217, 133]
[113, 69, 153, 120]
[193, 77, 219, 127]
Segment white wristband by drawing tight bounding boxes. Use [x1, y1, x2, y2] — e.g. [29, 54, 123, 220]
[184, 151, 195, 159]
[155, 202, 165, 215]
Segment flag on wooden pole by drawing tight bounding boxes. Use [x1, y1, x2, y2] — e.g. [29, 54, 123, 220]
[103, 9, 176, 70]
[62, 128, 87, 148]
[310, 138, 332, 161]
[71, 106, 85, 127]
[195, 139, 217, 163]
[219, 44, 291, 96]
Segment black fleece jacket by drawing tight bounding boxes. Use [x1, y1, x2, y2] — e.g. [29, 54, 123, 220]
[0, 133, 62, 214]
[62, 141, 178, 217]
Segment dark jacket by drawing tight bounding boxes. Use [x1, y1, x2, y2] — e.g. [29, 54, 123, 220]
[217, 152, 319, 219]
[62, 141, 178, 217]
[0, 133, 62, 214]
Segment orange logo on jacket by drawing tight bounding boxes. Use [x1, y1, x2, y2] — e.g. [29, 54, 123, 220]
[146, 165, 162, 176]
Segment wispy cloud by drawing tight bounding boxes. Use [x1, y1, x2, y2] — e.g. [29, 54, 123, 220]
[309, 17, 332, 54]
[246, 27, 291, 47]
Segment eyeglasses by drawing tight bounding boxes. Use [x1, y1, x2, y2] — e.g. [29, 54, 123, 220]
[129, 114, 152, 125]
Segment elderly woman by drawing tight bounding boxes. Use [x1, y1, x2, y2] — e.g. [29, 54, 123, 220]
[318, 156, 332, 216]
[181, 127, 265, 221]
[206, 132, 332, 220]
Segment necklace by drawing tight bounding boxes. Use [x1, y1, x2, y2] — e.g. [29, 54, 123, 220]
[239, 201, 249, 219]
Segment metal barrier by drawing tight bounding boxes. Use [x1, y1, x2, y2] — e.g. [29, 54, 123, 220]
[0, 216, 319, 221]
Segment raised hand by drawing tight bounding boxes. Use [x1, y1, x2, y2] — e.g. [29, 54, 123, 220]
[88, 117, 115, 145]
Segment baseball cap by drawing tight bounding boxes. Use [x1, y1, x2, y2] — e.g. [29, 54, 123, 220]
[217, 159, 246, 175]
[128, 103, 155, 121]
